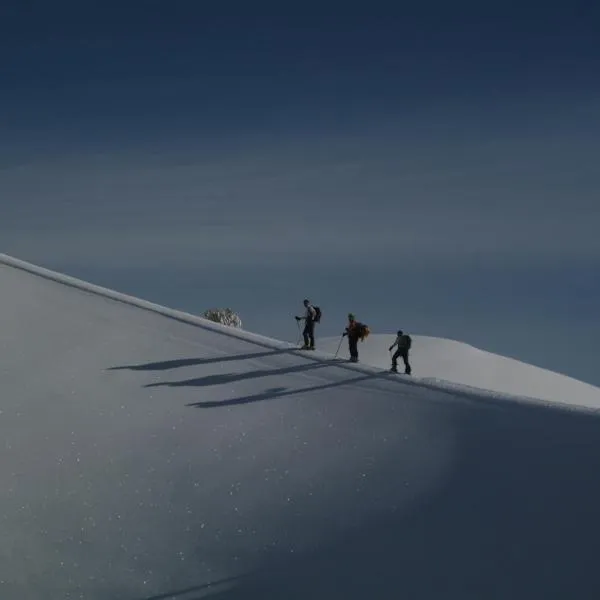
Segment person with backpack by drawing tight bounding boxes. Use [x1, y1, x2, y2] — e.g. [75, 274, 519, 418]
[295, 299, 321, 350]
[389, 330, 412, 374]
[342, 313, 369, 362]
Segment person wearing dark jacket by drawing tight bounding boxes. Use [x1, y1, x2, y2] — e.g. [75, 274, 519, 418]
[389, 330, 412, 374]
[295, 299, 317, 349]
[343, 313, 367, 362]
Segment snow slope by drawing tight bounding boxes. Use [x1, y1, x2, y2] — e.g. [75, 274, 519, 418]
[2, 253, 600, 600]
[318, 334, 600, 408]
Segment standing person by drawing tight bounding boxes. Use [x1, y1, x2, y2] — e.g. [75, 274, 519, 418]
[389, 329, 412, 374]
[295, 299, 317, 349]
[342, 313, 369, 362]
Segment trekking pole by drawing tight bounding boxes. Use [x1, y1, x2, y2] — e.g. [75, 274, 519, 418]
[334, 333, 344, 358]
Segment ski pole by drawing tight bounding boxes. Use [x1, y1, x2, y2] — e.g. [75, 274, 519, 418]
[334, 333, 344, 358]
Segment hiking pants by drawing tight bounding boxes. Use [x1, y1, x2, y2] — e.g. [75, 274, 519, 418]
[303, 320, 315, 347]
[392, 349, 411, 374]
[348, 336, 359, 360]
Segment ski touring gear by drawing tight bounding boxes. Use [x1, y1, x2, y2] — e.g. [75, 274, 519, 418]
[295, 299, 319, 349]
[390, 365, 411, 375]
[344, 314, 369, 361]
[313, 306, 322, 323]
[297, 300, 317, 323]
[302, 319, 315, 348]
[389, 331, 411, 351]
[389, 329, 412, 374]
[334, 334, 344, 358]
[345, 313, 369, 340]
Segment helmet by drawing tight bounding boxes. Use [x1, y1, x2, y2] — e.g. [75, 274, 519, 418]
[348, 313, 355, 320]
[303, 299, 309, 305]
[397, 330, 403, 335]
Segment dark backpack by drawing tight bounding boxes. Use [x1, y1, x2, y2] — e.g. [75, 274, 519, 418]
[313, 306, 322, 323]
[400, 334, 412, 349]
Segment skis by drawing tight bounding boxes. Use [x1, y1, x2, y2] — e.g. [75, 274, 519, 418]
[390, 368, 411, 375]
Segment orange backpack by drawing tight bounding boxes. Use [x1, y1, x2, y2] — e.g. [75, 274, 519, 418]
[358, 323, 370, 341]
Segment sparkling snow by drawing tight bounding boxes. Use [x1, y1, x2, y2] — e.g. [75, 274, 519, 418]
[2, 254, 600, 599]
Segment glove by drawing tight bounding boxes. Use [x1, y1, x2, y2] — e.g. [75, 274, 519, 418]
[342, 332, 347, 337]
[388, 347, 392, 351]
[295, 316, 301, 321]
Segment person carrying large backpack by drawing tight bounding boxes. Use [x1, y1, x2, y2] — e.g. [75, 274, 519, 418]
[389, 329, 412, 374]
[295, 299, 321, 350]
[342, 313, 369, 362]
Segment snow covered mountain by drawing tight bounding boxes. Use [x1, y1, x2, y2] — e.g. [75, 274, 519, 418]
[2, 252, 600, 600]
[319, 334, 600, 409]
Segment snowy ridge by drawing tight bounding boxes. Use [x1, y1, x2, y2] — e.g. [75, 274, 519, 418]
[319, 334, 600, 412]
[2, 253, 597, 415]
[0, 253, 288, 349]
[3, 254, 600, 599]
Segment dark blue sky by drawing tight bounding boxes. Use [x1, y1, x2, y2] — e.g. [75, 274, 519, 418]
[2, 1, 599, 386]
[3, 2, 599, 139]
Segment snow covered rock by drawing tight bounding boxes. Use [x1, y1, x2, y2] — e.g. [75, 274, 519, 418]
[3, 253, 600, 600]
[202, 307, 243, 328]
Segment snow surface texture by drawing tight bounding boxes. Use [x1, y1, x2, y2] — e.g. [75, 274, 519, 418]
[319, 334, 600, 409]
[2, 252, 600, 600]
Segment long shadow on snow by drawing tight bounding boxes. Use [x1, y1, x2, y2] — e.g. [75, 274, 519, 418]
[144, 361, 332, 389]
[187, 374, 376, 408]
[138, 575, 249, 600]
[107, 348, 298, 372]
[111, 345, 546, 412]
[160, 395, 600, 600]
[185, 366, 592, 416]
